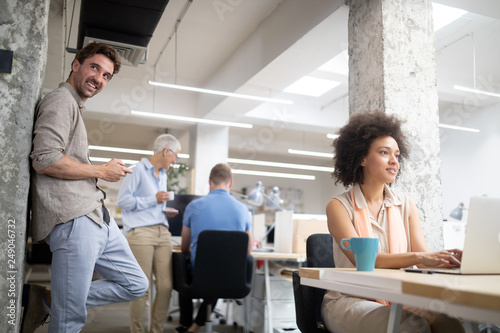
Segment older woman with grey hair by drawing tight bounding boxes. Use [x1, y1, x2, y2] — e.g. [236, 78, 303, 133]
[118, 134, 181, 333]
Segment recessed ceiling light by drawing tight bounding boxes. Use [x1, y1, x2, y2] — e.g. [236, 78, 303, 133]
[131, 110, 253, 129]
[432, 3, 467, 31]
[89, 157, 139, 165]
[326, 133, 340, 139]
[288, 149, 334, 158]
[319, 50, 349, 76]
[231, 169, 316, 180]
[88, 145, 190, 159]
[438, 123, 480, 133]
[283, 76, 340, 97]
[227, 158, 333, 172]
[453, 85, 500, 99]
[149, 81, 293, 105]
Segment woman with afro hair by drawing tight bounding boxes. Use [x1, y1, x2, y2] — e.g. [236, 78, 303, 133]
[322, 110, 464, 333]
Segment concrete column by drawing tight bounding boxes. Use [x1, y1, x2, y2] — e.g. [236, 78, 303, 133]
[348, 0, 443, 250]
[189, 124, 229, 195]
[0, 0, 50, 331]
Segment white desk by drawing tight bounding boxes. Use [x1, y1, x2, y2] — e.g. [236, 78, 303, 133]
[251, 252, 306, 333]
[300, 268, 500, 333]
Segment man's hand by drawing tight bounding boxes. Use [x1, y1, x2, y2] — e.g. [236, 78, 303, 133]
[156, 191, 169, 204]
[100, 158, 133, 182]
[165, 209, 179, 218]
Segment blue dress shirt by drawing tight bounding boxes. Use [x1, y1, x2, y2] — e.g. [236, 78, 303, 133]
[117, 158, 169, 235]
[183, 189, 251, 268]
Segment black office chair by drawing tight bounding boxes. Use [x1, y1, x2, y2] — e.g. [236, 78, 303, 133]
[293, 233, 335, 333]
[172, 230, 253, 332]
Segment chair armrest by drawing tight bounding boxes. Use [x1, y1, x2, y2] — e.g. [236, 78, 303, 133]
[246, 254, 254, 288]
[172, 252, 190, 293]
[292, 270, 329, 333]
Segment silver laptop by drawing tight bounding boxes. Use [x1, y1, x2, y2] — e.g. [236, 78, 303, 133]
[406, 196, 500, 275]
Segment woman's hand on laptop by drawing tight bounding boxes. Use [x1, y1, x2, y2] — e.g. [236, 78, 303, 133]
[417, 249, 462, 268]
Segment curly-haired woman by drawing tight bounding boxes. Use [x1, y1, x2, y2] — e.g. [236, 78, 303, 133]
[322, 110, 464, 333]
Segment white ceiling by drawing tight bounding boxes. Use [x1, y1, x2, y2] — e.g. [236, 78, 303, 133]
[45, 0, 500, 170]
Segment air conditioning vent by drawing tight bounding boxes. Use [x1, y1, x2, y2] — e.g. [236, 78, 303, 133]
[83, 36, 146, 67]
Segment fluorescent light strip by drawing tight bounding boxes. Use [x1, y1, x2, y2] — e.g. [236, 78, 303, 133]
[288, 149, 334, 158]
[89, 156, 183, 168]
[89, 145, 190, 159]
[131, 110, 253, 129]
[90, 157, 139, 165]
[453, 85, 500, 98]
[438, 123, 480, 133]
[227, 157, 333, 172]
[283, 76, 340, 97]
[327, 133, 339, 139]
[232, 169, 315, 180]
[149, 81, 293, 105]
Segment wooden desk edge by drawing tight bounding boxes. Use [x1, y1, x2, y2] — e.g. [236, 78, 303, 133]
[299, 267, 321, 279]
[402, 281, 500, 312]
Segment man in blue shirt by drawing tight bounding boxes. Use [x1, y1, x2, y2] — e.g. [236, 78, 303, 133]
[118, 134, 180, 333]
[177, 163, 252, 333]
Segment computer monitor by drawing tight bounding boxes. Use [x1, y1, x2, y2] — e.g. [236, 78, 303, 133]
[166, 194, 204, 236]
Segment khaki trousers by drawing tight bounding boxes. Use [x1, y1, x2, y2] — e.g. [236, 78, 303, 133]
[127, 225, 173, 333]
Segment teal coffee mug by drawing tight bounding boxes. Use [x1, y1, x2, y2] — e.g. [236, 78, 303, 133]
[340, 237, 379, 271]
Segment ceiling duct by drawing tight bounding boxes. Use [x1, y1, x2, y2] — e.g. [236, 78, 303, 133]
[76, 0, 170, 66]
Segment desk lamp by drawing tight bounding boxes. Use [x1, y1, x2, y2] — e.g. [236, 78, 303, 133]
[247, 181, 264, 207]
[449, 202, 464, 220]
[265, 186, 284, 211]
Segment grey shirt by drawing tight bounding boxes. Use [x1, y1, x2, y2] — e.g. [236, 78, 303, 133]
[30, 82, 105, 242]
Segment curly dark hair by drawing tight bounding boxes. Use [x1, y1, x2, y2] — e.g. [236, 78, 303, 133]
[332, 110, 410, 188]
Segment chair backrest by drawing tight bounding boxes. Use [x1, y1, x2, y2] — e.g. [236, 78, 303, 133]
[190, 230, 253, 300]
[306, 233, 334, 268]
[293, 233, 335, 332]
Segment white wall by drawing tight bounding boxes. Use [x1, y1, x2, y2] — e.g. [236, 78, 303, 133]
[440, 101, 500, 219]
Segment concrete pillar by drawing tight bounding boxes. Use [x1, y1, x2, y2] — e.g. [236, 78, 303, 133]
[0, 0, 50, 331]
[348, 0, 443, 250]
[189, 124, 229, 195]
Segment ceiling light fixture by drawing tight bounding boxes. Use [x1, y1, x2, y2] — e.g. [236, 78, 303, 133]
[89, 156, 140, 165]
[438, 123, 480, 133]
[453, 85, 500, 99]
[131, 110, 253, 129]
[319, 50, 349, 76]
[326, 133, 340, 139]
[148, 81, 293, 105]
[89, 145, 190, 159]
[227, 157, 333, 172]
[432, 3, 467, 31]
[231, 169, 315, 180]
[288, 149, 334, 159]
[283, 76, 340, 97]
[89, 156, 184, 168]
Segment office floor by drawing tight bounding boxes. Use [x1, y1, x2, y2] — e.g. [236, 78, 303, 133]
[28, 267, 240, 333]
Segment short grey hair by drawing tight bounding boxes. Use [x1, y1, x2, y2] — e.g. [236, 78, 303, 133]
[153, 134, 181, 154]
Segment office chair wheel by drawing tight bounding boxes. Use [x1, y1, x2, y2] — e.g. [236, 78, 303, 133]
[219, 318, 227, 325]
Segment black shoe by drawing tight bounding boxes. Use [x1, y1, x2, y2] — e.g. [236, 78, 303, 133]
[21, 284, 50, 333]
[175, 326, 188, 333]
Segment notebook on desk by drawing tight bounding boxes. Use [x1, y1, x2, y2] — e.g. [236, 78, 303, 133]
[405, 196, 500, 275]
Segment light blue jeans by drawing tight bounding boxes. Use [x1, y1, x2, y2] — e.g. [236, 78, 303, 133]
[46, 215, 149, 333]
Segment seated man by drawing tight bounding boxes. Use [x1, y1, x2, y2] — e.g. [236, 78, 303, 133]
[177, 163, 252, 333]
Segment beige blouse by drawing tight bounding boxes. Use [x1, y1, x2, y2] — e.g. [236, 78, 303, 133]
[324, 183, 413, 306]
